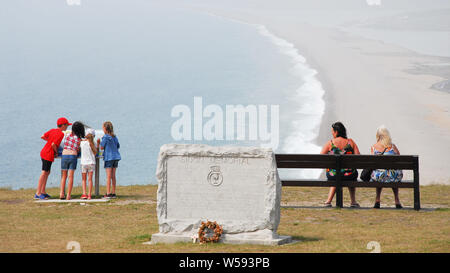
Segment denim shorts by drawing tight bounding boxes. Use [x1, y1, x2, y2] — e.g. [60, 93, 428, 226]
[61, 155, 78, 170]
[104, 160, 119, 169]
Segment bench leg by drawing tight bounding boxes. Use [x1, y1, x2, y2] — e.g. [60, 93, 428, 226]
[95, 157, 100, 197]
[414, 185, 421, 211]
[336, 186, 343, 208]
[413, 159, 420, 211]
[335, 156, 343, 208]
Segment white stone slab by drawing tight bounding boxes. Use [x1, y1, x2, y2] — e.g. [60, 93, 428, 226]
[149, 144, 290, 245]
[35, 198, 110, 203]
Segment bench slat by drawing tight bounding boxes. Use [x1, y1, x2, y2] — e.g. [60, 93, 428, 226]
[275, 154, 417, 169]
[276, 154, 337, 169]
[340, 155, 417, 169]
[281, 179, 415, 188]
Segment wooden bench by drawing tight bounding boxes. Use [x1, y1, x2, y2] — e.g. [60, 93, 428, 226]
[275, 154, 420, 210]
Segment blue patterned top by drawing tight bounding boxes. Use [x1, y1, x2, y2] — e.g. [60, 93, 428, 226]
[371, 146, 403, 183]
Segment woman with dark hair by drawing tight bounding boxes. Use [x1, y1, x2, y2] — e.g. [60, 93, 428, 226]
[59, 121, 85, 200]
[320, 122, 360, 207]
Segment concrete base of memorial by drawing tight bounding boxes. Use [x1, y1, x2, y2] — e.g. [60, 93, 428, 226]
[148, 229, 292, 246]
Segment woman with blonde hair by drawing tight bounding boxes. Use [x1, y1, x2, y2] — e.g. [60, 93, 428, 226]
[370, 125, 403, 209]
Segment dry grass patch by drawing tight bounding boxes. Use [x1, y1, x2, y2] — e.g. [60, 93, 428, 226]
[0, 185, 448, 252]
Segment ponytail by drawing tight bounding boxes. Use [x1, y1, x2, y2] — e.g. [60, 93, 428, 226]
[103, 121, 115, 137]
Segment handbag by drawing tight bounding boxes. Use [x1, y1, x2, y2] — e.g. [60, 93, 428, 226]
[360, 147, 387, 181]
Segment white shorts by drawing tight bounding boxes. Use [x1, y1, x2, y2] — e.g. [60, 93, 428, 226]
[81, 164, 95, 173]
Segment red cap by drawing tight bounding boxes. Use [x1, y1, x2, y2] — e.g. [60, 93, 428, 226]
[57, 117, 72, 126]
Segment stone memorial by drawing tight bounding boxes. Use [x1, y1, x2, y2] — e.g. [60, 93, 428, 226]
[149, 144, 291, 245]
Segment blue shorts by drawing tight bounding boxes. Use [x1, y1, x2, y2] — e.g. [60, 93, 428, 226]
[104, 160, 119, 169]
[61, 155, 78, 170]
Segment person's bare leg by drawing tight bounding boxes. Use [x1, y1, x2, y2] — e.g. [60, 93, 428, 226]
[111, 168, 117, 195]
[376, 188, 382, 203]
[326, 187, 336, 204]
[81, 172, 87, 196]
[88, 171, 93, 198]
[392, 188, 401, 205]
[41, 171, 50, 195]
[105, 168, 112, 195]
[60, 170, 68, 198]
[36, 171, 49, 196]
[66, 170, 74, 200]
[348, 187, 357, 205]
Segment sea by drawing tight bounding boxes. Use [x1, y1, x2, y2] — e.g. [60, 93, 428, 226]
[0, 1, 325, 189]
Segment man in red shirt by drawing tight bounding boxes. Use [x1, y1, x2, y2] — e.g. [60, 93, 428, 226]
[35, 117, 71, 200]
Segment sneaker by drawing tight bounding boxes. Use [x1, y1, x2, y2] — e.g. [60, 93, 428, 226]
[350, 203, 360, 208]
[43, 193, 51, 198]
[103, 194, 111, 199]
[110, 194, 117, 199]
[38, 194, 48, 200]
[395, 204, 403, 209]
[81, 194, 88, 200]
[34, 194, 40, 200]
[323, 202, 332, 208]
[373, 202, 380, 209]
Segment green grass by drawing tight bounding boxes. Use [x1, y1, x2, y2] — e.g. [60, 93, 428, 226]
[0, 184, 448, 253]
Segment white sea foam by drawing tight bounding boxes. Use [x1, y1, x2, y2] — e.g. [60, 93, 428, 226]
[256, 25, 326, 178]
[203, 13, 326, 178]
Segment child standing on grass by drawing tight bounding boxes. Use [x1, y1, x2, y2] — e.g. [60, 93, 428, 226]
[35, 117, 71, 200]
[59, 121, 85, 200]
[98, 121, 121, 199]
[80, 128, 98, 200]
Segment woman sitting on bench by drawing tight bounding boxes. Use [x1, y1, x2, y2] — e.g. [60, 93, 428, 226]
[320, 121, 361, 208]
[370, 126, 403, 209]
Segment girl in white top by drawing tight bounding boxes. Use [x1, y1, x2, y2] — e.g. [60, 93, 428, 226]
[80, 128, 98, 200]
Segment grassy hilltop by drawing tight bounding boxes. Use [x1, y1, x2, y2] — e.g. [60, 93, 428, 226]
[0, 185, 448, 252]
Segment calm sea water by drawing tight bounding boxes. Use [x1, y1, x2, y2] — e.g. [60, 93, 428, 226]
[0, 1, 324, 189]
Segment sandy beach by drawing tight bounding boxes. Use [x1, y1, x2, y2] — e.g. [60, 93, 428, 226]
[183, 1, 450, 185]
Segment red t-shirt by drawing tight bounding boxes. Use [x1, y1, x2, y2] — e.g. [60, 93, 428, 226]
[40, 128, 64, 162]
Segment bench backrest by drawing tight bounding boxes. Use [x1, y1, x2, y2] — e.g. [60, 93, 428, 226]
[275, 154, 418, 170]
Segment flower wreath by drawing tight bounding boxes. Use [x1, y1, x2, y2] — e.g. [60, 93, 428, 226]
[198, 221, 223, 244]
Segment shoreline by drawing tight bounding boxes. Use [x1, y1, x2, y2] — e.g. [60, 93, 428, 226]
[186, 5, 450, 185]
[204, 12, 328, 162]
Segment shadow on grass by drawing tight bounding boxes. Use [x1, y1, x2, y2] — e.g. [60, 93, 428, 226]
[282, 205, 435, 211]
[115, 195, 150, 199]
[127, 234, 152, 245]
[290, 236, 322, 243]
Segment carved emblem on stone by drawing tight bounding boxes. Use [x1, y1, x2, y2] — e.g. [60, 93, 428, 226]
[207, 166, 223, 186]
